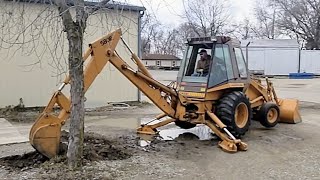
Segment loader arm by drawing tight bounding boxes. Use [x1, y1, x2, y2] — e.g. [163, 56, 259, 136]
[29, 29, 178, 158]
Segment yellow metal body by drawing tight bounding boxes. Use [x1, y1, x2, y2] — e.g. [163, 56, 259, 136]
[29, 29, 301, 158]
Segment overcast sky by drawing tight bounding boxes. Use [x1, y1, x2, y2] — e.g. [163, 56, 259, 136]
[119, 0, 255, 26]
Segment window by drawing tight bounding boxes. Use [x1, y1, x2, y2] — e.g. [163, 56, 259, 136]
[222, 45, 235, 80]
[181, 44, 212, 83]
[208, 45, 227, 87]
[172, 61, 176, 67]
[208, 44, 235, 87]
[234, 48, 248, 77]
[156, 60, 161, 66]
[145, 61, 148, 65]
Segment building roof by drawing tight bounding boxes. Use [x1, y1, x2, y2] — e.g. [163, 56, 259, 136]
[13, 0, 146, 12]
[142, 54, 181, 61]
[240, 39, 299, 48]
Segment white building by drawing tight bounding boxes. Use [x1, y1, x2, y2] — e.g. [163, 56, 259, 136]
[241, 39, 300, 76]
[0, 1, 145, 108]
[142, 54, 181, 70]
[300, 50, 320, 75]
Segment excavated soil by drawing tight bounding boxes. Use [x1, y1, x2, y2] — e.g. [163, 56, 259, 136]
[0, 131, 131, 171]
[0, 151, 47, 171]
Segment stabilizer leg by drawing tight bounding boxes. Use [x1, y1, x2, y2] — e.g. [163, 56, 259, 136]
[205, 111, 248, 153]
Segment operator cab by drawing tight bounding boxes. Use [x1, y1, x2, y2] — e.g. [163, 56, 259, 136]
[177, 36, 248, 97]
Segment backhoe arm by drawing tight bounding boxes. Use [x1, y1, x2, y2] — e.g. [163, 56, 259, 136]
[29, 29, 177, 158]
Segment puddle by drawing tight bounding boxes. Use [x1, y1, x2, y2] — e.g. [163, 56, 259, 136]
[85, 116, 141, 129]
[138, 117, 215, 147]
[159, 125, 214, 140]
[85, 116, 215, 147]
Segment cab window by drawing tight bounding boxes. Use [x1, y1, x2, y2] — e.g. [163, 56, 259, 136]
[181, 44, 213, 83]
[208, 44, 234, 87]
[234, 48, 248, 78]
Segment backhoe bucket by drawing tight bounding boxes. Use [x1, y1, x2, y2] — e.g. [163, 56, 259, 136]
[278, 99, 302, 124]
[29, 113, 62, 158]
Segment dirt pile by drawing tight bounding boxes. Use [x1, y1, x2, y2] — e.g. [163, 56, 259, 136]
[0, 131, 131, 171]
[0, 151, 48, 171]
[66, 131, 131, 162]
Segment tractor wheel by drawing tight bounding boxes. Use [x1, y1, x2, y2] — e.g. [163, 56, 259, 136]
[216, 91, 252, 138]
[175, 120, 196, 129]
[257, 102, 279, 128]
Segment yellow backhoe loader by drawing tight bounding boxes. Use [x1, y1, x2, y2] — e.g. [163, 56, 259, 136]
[29, 29, 302, 158]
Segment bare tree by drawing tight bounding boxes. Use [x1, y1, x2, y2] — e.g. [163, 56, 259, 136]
[141, 0, 233, 57]
[182, 0, 232, 37]
[0, 0, 143, 169]
[153, 28, 180, 55]
[141, 14, 182, 56]
[274, 0, 320, 49]
[141, 22, 190, 57]
[141, 13, 162, 54]
[55, 0, 91, 169]
[233, 18, 255, 40]
[253, 0, 280, 39]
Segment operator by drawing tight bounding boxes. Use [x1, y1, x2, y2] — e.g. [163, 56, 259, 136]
[195, 49, 211, 76]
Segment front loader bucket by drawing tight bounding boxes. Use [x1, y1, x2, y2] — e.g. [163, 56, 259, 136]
[278, 99, 302, 124]
[29, 113, 62, 158]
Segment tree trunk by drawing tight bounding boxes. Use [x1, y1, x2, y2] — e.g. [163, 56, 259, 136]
[55, 0, 88, 169]
[306, 38, 320, 50]
[66, 24, 85, 169]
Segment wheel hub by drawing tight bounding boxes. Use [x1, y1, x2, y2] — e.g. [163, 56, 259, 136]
[267, 108, 278, 123]
[235, 102, 249, 128]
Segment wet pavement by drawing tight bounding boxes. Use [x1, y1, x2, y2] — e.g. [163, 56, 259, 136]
[0, 118, 29, 145]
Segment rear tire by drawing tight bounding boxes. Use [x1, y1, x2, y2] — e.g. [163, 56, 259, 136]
[216, 91, 252, 138]
[175, 120, 196, 129]
[258, 102, 279, 128]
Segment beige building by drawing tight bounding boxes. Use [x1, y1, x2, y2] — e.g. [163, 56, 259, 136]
[0, 1, 145, 108]
[142, 54, 181, 70]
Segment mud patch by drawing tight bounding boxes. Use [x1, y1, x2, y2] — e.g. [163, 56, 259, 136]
[0, 151, 47, 171]
[0, 131, 131, 171]
[82, 132, 131, 161]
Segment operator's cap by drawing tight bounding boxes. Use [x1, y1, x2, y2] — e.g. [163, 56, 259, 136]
[199, 49, 207, 54]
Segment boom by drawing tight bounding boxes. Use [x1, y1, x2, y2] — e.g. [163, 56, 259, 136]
[29, 29, 178, 158]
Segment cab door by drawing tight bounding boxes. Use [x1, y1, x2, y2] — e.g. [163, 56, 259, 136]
[208, 44, 236, 88]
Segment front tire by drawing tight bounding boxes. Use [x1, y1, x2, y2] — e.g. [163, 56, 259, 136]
[216, 91, 252, 138]
[257, 102, 279, 128]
